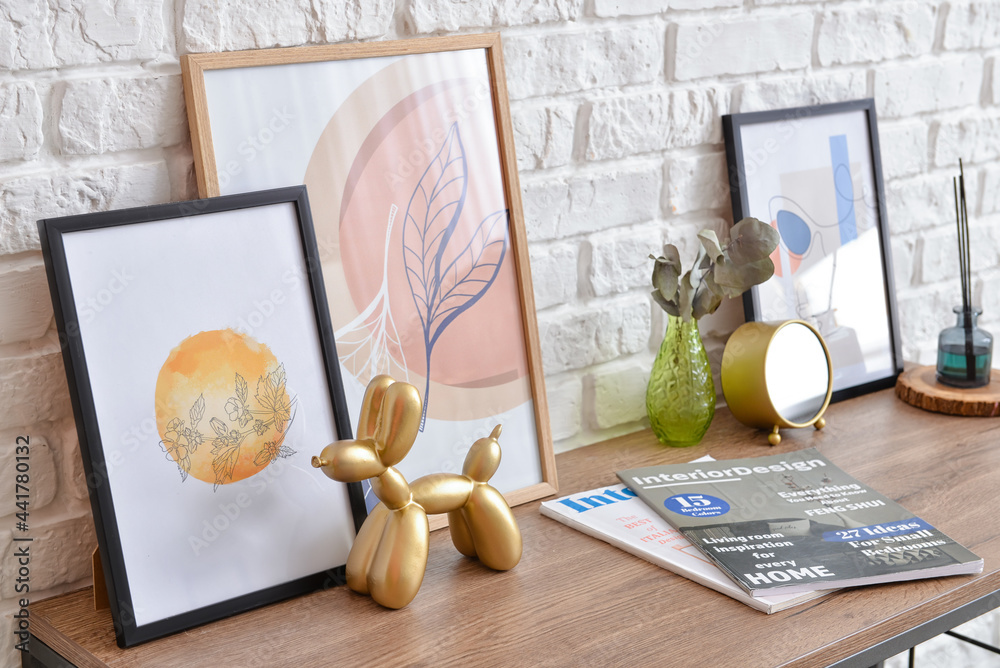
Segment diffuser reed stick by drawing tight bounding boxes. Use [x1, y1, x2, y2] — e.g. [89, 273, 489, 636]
[954, 160, 974, 381]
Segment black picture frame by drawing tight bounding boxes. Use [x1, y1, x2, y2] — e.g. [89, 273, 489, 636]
[38, 186, 367, 647]
[723, 98, 903, 402]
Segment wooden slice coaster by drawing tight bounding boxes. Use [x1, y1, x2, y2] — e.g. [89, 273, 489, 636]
[895, 365, 1000, 417]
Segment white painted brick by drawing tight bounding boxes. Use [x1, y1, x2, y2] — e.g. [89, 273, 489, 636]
[587, 87, 728, 161]
[884, 174, 954, 235]
[0, 1, 55, 70]
[935, 113, 1000, 167]
[874, 55, 984, 118]
[0, 434, 57, 511]
[59, 75, 186, 155]
[0, 532, 8, 588]
[545, 373, 583, 441]
[895, 288, 955, 356]
[54, 418, 89, 502]
[0, 83, 42, 163]
[919, 227, 963, 285]
[0, 514, 95, 598]
[944, 1, 1000, 50]
[521, 166, 661, 240]
[587, 91, 667, 160]
[817, 4, 936, 66]
[183, 0, 393, 52]
[0, 258, 52, 345]
[409, 1, 489, 30]
[595, 0, 739, 12]
[671, 0, 740, 9]
[674, 14, 812, 81]
[0, 598, 18, 668]
[511, 101, 576, 171]
[738, 71, 867, 113]
[409, 0, 583, 31]
[890, 236, 917, 290]
[1, 0, 164, 70]
[529, 241, 579, 309]
[590, 361, 649, 429]
[981, 166, 1000, 215]
[919, 218, 1000, 288]
[503, 26, 663, 99]
[666, 153, 729, 215]
[993, 58, 1000, 106]
[0, 346, 73, 431]
[587, 225, 661, 298]
[879, 120, 928, 180]
[967, 216, 1000, 269]
[569, 168, 662, 235]
[593, 0, 668, 17]
[51, 0, 164, 67]
[0, 531, 9, 578]
[521, 179, 566, 241]
[979, 265, 1000, 320]
[538, 295, 650, 374]
[0, 161, 171, 256]
[667, 87, 729, 149]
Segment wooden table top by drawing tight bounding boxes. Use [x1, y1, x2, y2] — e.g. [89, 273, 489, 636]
[31, 388, 1000, 667]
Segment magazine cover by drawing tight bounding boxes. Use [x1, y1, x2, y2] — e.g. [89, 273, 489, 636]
[617, 448, 983, 597]
[540, 481, 832, 613]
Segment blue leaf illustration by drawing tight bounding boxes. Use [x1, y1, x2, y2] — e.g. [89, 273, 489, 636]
[430, 209, 508, 350]
[402, 122, 468, 334]
[401, 123, 507, 429]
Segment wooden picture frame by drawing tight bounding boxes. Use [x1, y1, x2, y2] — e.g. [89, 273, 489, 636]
[38, 186, 367, 647]
[182, 34, 557, 515]
[723, 99, 903, 401]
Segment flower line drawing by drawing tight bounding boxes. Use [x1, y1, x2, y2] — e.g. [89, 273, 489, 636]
[159, 364, 297, 490]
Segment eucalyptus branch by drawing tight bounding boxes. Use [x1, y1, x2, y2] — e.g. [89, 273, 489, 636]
[650, 217, 780, 321]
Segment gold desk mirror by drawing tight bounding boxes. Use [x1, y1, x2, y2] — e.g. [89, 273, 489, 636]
[721, 320, 833, 445]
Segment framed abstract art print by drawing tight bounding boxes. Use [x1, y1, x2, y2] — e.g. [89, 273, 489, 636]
[723, 99, 903, 401]
[38, 186, 366, 646]
[182, 34, 557, 514]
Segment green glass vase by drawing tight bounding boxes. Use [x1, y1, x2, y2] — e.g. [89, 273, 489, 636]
[646, 314, 716, 447]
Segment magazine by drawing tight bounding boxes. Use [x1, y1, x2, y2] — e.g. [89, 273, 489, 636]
[540, 464, 833, 613]
[617, 448, 983, 598]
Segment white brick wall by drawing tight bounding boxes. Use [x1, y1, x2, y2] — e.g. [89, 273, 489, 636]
[1, 1, 999, 666]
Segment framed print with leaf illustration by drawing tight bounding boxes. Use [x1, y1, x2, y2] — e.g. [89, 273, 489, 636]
[182, 34, 557, 515]
[38, 186, 367, 647]
[723, 98, 903, 402]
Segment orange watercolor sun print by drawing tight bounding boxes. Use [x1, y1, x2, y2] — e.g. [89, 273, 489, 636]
[154, 329, 296, 490]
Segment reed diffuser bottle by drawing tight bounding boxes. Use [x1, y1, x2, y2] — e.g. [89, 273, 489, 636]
[936, 161, 993, 388]
[937, 307, 992, 388]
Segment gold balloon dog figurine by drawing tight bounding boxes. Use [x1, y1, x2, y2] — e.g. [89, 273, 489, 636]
[311, 375, 522, 609]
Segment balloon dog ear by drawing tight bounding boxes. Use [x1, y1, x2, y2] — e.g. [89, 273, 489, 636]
[374, 380, 422, 467]
[357, 375, 396, 440]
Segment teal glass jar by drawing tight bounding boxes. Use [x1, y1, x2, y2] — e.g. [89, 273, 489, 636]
[646, 315, 716, 447]
[936, 307, 993, 388]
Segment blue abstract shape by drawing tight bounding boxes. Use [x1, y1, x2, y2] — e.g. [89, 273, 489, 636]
[776, 209, 811, 255]
[830, 134, 858, 245]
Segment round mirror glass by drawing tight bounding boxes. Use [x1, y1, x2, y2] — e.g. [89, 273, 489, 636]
[764, 323, 830, 424]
